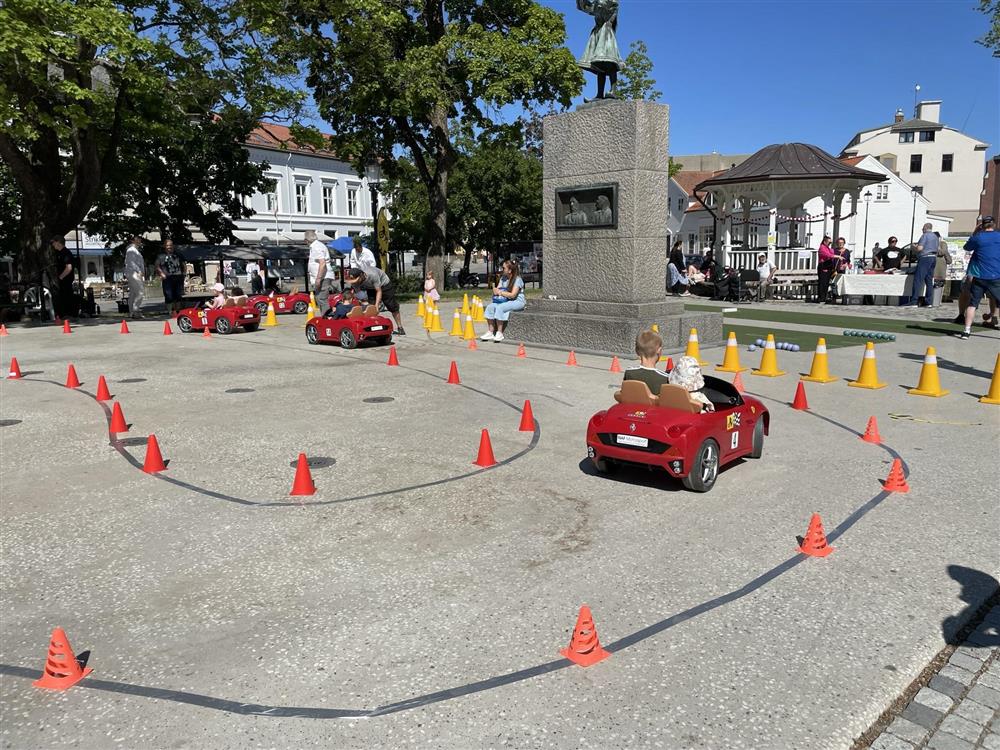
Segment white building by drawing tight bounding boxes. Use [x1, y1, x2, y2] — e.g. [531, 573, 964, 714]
[841, 101, 988, 234]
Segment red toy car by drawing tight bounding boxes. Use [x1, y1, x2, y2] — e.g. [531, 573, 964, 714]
[247, 292, 311, 316]
[305, 305, 393, 348]
[176, 303, 261, 334]
[586, 375, 769, 492]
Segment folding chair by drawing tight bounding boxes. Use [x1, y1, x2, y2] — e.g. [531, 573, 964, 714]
[737, 269, 760, 303]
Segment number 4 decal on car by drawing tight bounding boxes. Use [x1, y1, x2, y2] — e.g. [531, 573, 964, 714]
[731, 431, 739, 449]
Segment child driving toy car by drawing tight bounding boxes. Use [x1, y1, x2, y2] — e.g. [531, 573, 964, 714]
[325, 287, 361, 319]
[622, 330, 672, 395]
[668, 356, 715, 412]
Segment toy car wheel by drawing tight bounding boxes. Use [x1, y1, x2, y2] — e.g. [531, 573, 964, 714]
[682, 439, 719, 492]
[305, 324, 319, 345]
[293, 300, 308, 314]
[243, 322, 260, 332]
[215, 317, 233, 335]
[255, 301, 268, 316]
[177, 315, 193, 333]
[749, 419, 765, 459]
[339, 328, 357, 349]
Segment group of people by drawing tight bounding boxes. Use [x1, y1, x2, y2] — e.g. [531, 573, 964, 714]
[668, 242, 776, 302]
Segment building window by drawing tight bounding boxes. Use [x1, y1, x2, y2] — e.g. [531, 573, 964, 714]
[347, 187, 359, 217]
[910, 154, 922, 173]
[878, 154, 897, 172]
[898, 132, 915, 144]
[295, 182, 308, 213]
[264, 178, 279, 213]
[687, 233, 696, 252]
[875, 184, 889, 201]
[322, 185, 336, 215]
[698, 225, 715, 250]
[677, 197, 685, 212]
[941, 154, 953, 172]
[919, 130, 935, 142]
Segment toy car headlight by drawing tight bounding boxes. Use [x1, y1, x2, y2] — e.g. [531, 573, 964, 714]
[591, 412, 605, 427]
[667, 424, 691, 438]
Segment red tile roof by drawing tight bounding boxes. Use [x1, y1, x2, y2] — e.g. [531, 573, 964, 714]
[245, 123, 341, 159]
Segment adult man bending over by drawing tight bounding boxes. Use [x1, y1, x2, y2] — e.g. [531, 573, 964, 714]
[344, 266, 406, 336]
[958, 216, 1000, 340]
[622, 330, 671, 395]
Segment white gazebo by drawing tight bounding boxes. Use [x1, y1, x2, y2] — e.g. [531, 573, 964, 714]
[694, 143, 887, 267]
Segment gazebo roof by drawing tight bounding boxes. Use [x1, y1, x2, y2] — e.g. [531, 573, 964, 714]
[695, 143, 885, 191]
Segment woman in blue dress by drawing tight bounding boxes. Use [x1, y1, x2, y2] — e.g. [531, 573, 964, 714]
[481, 260, 526, 343]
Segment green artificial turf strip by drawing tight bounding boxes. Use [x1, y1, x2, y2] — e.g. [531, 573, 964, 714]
[684, 303, 958, 337]
[720, 325, 863, 353]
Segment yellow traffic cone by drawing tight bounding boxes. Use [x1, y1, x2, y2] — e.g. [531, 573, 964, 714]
[309, 291, 318, 309]
[461, 293, 470, 318]
[751, 333, 787, 377]
[715, 332, 747, 373]
[449, 309, 463, 336]
[800, 338, 838, 383]
[907, 346, 949, 397]
[474, 297, 486, 323]
[416, 294, 426, 319]
[424, 300, 434, 330]
[684, 328, 710, 366]
[980, 353, 1000, 404]
[263, 301, 278, 327]
[651, 323, 659, 333]
[304, 301, 315, 326]
[847, 342, 887, 389]
[430, 306, 445, 332]
[462, 314, 476, 340]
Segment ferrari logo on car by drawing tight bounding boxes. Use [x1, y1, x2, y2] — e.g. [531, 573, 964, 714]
[629, 423, 636, 432]
[727, 412, 742, 430]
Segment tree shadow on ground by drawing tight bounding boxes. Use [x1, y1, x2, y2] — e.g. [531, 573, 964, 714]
[941, 565, 1000, 646]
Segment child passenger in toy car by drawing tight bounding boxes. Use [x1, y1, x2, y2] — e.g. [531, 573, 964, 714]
[668, 356, 715, 412]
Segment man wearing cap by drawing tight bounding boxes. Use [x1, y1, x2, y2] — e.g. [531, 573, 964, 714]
[958, 216, 1000, 339]
[911, 222, 940, 306]
[344, 265, 405, 336]
[755, 253, 776, 302]
[305, 229, 335, 315]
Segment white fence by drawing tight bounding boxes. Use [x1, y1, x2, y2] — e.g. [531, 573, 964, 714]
[726, 247, 817, 272]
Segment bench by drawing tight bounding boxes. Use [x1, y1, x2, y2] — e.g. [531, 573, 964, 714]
[772, 270, 818, 301]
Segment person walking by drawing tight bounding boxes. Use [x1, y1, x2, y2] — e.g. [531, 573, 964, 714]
[50, 236, 77, 321]
[958, 216, 1000, 339]
[305, 230, 335, 315]
[344, 266, 405, 335]
[911, 222, 940, 306]
[124, 236, 146, 319]
[155, 240, 186, 315]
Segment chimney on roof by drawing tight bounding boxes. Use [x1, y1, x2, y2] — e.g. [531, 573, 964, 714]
[894, 108, 905, 124]
[915, 100, 941, 124]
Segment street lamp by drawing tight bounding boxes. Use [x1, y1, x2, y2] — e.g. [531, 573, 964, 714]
[862, 190, 872, 266]
[909, 187, 920, 264]
[365, 160, 383, 268]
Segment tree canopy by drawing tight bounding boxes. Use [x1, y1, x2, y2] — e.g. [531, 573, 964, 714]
[617, 40, 662, 102]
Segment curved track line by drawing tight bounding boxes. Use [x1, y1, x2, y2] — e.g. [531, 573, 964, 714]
[0, 388, 908, 719]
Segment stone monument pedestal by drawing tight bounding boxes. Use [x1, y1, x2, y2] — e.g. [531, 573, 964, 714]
[504, 99, 722, 356]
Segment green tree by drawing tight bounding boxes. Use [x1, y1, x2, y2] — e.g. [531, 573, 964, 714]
[0, 0, 301, 278]
[290, 0, 582, 283]
[617, 40, 662, 102]
[978, 0, 1000, 56]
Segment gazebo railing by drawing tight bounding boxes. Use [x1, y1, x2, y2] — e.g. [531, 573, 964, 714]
[726, 247, 816, 271]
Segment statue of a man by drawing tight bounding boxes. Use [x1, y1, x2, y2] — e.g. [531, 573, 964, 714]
[576, 0, 624, 100]
[565, 196, 589, 226]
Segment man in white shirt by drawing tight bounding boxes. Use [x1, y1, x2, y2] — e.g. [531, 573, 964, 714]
[755, 253, 776, 302]
[124, 236, 146, 318]
[245, 260, 263, 294]
[305, 230, 336, 314]
[348, 237, 376, 303]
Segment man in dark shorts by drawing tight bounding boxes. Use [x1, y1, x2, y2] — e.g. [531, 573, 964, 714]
[344, 266, 405, 335]
[51, 236, 77, 320]
[155, 240, 186, 315]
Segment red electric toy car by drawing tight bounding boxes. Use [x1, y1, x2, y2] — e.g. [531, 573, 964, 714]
[305, 305, 394, 348]
[586, 375, 769, 492]
[176, 302, 261, 334]
[247, 292, 310, 316]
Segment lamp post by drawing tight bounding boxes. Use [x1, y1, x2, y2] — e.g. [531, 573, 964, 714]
[909, 187, 919, 265]
[365, 160, 383, 268]
[862, 190, 872, 266]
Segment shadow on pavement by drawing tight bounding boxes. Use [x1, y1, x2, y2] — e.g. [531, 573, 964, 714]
[941, 565, 1000, 645]
[898, 352, 993, 379]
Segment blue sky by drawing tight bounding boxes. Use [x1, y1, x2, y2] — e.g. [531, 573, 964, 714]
[548, 0, 998, 157]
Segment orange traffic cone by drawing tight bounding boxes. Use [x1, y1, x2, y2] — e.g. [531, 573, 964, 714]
[290, 453, 316, 496]
[519, 400, 535, 432]
[860, 416, 882, 444]
[801, 338, 838, 383]
[142, 434, 167, 473]
[202, 326, 211, 338]
[468, 338, 478, 351]
[8, 356, 23, 379]
[907, 346, 949, 397]
[95, 375, 111, 401]
[162, 320, 173, 336]
[62, 319, 71, 334]
[109, 402, 129, 433]
[609, 356, 622, 373]
[663, 356, 674, 371]
[882, 458, 910, 493]
[847, 342, 886, 389]
[715, 332, 747, 373]
[981, 353, 1000, 405]
[732, 371, 745, 393]
[791, 381, 808, 410]
[447, 361, 460, 384]
[560, 605, 610, 667]
[516, 343, 526, 358]
[65, 364, 81, 389]
[751, 334, 786, 377]
[0, 323, 8, 336]
[473, 429, 497, 467]
[32, 627, 92, 690]
[119, 320, 130, 334]
[566, 350, 578, 367]
[798, 513, 834, 557]
[387, 346, 399, 366]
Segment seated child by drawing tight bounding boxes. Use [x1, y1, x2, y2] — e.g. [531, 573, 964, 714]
[205, 282, 226, 310]
[668, 356, 715, 412]
[622, 330, 671, 395]
[326, 287, 361, 319]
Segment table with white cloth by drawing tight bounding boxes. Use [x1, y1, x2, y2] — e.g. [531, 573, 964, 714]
[834, 272, 914, 300]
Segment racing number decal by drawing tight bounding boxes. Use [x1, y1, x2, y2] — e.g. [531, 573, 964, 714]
[727, 411, 743, 451]
[731, 431, 739, 449]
